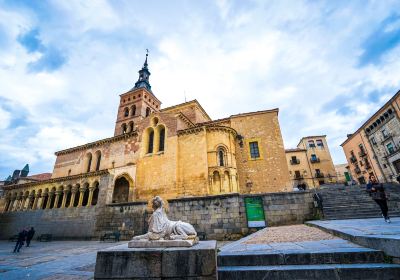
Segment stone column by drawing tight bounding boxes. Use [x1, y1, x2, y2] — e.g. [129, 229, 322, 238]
[3, 199, 10, 212]
[78, 187, 85, 207]
[46, 193, 53, 209]
[10, 198, 17, 211]
[53, 191, 62, 208]
[87, 187, 95, 207]
[27, 195, 34, 210]
[21, 195, 28, 211]
[13, 196, 21, 211]
[32, 194, 40, 210]
[18, 196, 26, 211]
[61, 190, 68, 208]
[69, 188, 77, 208]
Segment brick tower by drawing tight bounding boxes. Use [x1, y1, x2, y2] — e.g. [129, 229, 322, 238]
[114, 51, 161, 136]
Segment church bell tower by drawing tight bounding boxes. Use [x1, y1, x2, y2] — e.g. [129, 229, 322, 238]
[114, 51, 161, 136]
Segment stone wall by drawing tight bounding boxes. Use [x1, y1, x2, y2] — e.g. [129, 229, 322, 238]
[0, 191, 316, 241]
[0, 206, 98, 240]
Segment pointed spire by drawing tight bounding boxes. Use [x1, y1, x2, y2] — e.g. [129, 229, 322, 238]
[21, 164, 29, 177]
[143, 49, 149, 68]
[132, 49, 152, 92]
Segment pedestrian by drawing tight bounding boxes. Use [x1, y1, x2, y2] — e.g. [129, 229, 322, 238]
[26, 227, 35, 247]
[366, 175, 391, 223]
[13, 228, 27, 253]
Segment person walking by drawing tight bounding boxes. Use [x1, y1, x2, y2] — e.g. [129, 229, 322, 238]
[13, 228, 27, 253]
[366, 175, 391, 223]
[26, 227, 35, 247]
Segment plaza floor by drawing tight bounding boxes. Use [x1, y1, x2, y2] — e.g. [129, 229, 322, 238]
[0, 240, 126, 280]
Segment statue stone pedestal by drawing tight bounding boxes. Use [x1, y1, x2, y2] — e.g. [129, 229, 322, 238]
[94, 240, 217, 279]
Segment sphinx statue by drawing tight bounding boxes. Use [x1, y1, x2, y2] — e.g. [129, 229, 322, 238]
[130, 196, 197, 246]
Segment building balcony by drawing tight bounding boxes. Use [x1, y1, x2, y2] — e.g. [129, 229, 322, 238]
[385, 146, 400, 158]
[290, 159, 300, 165]
[354, 167, 361, 174]
[350, 156, 357, 163]
[315, 172, 324, 178]
[310, 158, 320, 163]
[358, 150, 367, 157]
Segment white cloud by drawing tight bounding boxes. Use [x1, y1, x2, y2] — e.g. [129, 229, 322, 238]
[1, 0, 400, 177]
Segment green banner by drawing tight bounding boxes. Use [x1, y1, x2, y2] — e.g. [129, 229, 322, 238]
[244, 197, 266, 228]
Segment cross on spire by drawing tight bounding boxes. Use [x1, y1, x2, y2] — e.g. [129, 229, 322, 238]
[133, 50, 152, 92]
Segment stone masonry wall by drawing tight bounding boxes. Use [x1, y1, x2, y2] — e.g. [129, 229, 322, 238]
[0, 206, 98, 240]
[0, 191, 316, 241]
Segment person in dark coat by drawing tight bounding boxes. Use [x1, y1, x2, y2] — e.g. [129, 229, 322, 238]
[13, 228, 27, 253]
[366, 175, 391, 223]
[26, 227, 35, 247]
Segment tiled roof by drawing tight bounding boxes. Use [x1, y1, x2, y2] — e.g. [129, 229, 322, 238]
[26, 173, 52, 181]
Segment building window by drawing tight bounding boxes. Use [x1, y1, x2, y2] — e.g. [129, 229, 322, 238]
[249, 141, 260, 159]
[131, 105, 136, 116]
[308, 140, 316, 148]
[86, 153, 92, 173]
[371, 137, 376, 145]
[311, 154, 317, 161]
[382, 129, 388, 138]
[124, 107, 129, 117]
[218, 150, 225, 166]
[146, 107, 151, 117]
[159, 127, 165, 152]
[121, 123, 127, 134]
[316, 139, 324, 148]
[148, 130, 154, 153]
[95, 151, 101, 171]
[387, 142, 395, 154]
[291, 156, 299, 164]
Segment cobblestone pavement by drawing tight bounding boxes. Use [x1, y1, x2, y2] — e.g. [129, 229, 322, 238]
[0, 240, 232, 280]
[0, 240, 127, 280]
[243, 224, 338, 244]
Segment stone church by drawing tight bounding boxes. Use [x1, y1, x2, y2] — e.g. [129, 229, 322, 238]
[1, 54, 291, 214]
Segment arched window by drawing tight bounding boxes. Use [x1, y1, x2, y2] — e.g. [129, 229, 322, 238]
[86, 153, 92, 173]
[57, 188, 63, 208]
[148, 130, 154, 153]
[217, 147, 227, 166]
[159, 127, 165, 152]
[124, 107, 129, 117]
[146, 107, 151, 117]
[92, 182, 99, 206]
[95, 151, 101, 171]
[131, 105, 136, 116]
[218, 150, 224, 166]
[82, 185, 89, 207]
[121, 123, 127, 134]
[49, 188, 56, 209]
[73, 186, 80, 207]
[129, 121, 134, 133]
[65, 186, 72, 207]
[112, 177, 130, 203]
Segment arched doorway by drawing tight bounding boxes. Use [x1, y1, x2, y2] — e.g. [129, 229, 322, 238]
[112, 176, 130, 203]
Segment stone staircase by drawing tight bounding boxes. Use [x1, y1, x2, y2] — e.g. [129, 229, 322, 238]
[218, 247, 400, 279]
[317, 184, 400, 220]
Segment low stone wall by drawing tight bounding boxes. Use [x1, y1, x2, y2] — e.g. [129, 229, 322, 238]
[0, 206, 98, 240]
[166, 191, 316, 240]
[0, 191, 316, 241]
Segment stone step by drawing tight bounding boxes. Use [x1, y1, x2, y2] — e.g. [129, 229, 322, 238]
[217, 248, 384, 266]
[218, 263, 400, 280]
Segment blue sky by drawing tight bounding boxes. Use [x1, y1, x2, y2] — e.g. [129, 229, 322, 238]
[1, 0, 400, 178]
